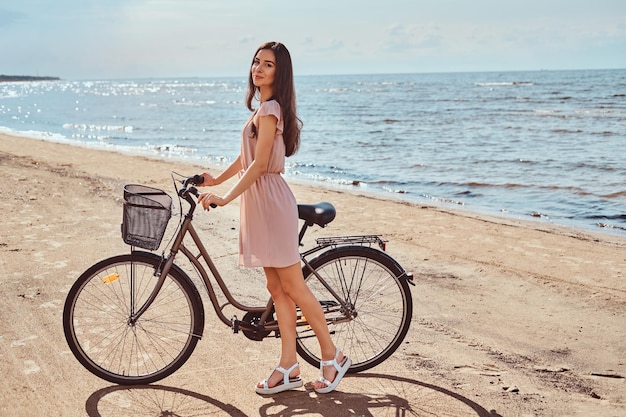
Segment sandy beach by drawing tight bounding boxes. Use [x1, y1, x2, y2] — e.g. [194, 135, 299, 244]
[1, 132, 624, 416]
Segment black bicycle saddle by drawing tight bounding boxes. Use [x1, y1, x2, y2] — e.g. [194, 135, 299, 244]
[297, 202, 336, 227]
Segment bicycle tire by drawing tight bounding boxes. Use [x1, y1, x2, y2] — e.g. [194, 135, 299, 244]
[63, 251, 205, 385]
[296, 246, 412, 373]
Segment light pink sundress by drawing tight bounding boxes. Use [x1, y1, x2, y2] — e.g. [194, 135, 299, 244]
[238, 100, 300, 268]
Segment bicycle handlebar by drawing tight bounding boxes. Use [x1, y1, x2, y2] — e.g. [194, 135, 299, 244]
[179, 174, 217, 209]
[189, 174, 205, 187]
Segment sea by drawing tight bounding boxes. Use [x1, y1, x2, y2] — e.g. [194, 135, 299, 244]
[1, 69, 625, 237]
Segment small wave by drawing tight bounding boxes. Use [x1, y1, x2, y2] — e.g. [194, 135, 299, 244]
[71, 133, 112, 141]
[590, 131, 618, 136]
[382, 186, 409, 194]
[356, 81, 415, 86]
[173, 99, 216, 106]
[530, 211, 549, 219]
[455, 190, 482, 198]
[532, 110, 569, 119]
[368, 179, 405, 186]
[363, 118, 402, 125]
[475, 81, 534, 87]
[0, 126, 68, 142]
[552, 129, 583, 134]
[288, 170, 368, 189]
[462, 182, 528, 189]
[537, 185, 593, 196]
[575, 108, 622, 115]
[596, 223, 626, 231]
[0, 91, 22, 99]
[573, 162, 616, 172]
[440, 181, 600, 198]
[589, 213, 626, 231]
[587, 213, 626, 221]
[149, 143, 198, 155]
[63, 123, 134, 132]
[319, 88, 348, 93]
[600, 191, 626, 199]
[425, 195, 465, 205]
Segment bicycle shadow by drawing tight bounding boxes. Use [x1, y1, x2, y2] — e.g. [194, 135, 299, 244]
[84, 373, 504, 417]
[85, 384, 248, 417]
[259, 373, 505, 417]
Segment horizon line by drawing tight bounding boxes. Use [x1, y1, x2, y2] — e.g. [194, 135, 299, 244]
[4, 67, 624, 82]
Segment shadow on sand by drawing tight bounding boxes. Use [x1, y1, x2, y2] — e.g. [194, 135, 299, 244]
[85, 373, 504, 416]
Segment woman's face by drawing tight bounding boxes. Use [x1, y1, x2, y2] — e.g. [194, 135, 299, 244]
[251, 49, 276, 90]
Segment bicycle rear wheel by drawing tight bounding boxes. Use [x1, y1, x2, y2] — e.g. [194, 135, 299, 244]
[296, 246, 412, 373]
[63, 252, 204, 385]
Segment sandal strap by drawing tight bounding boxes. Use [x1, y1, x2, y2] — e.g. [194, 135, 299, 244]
[319, 348, 341, 370]
[275, 362, 300, 385]
[320, 358, 339, 369]
[316, 376, 332, 386]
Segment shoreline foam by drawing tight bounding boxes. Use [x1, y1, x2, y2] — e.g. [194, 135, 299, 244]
[2, 128, 624, 239]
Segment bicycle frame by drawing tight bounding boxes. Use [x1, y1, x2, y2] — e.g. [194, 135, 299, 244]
[129, 183, 371, 338]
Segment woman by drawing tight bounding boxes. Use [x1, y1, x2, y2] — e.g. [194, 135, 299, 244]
[197, 41, 350, 395]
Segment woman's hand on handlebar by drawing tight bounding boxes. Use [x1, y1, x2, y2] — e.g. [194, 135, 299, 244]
[199, 172, 218, 186]
[198, 192, 226, 211]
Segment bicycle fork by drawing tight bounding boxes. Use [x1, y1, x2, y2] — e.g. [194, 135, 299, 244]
[127, 252, 174, 325]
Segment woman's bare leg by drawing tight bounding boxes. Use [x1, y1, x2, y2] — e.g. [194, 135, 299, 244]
[271, 263, 345, 390]
[257, 266, 300, 388]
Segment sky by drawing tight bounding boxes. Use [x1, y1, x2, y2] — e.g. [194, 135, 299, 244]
[1, 0, 625, 79]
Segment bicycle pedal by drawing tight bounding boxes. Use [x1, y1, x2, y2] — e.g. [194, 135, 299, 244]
[231, 316, 239, 333]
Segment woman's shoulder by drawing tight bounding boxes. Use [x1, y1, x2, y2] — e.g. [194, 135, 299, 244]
[257, 100, 281, 119]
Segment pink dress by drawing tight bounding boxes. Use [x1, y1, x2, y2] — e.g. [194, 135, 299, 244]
[238, 100, 300, 268]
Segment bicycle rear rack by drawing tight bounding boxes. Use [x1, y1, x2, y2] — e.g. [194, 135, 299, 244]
[315, 235, 387, 251]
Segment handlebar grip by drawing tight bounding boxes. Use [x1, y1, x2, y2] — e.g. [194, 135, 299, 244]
[182, 175, 217, 208]
[192, 174, 204, 185]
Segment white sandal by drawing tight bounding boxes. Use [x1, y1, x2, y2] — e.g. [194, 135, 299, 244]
[255, 362, 303, 395]
[314, 349, 351, 394]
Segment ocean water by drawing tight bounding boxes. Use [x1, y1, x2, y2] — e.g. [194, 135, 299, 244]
[1, 69, 625, 236]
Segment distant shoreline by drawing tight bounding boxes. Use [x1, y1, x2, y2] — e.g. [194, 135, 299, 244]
[0, 75, 60, 82]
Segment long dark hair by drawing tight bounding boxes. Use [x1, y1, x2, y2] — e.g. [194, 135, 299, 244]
[246, 41, 302, 157]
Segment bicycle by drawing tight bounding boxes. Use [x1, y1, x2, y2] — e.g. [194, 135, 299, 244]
[63, 174, 414, 385]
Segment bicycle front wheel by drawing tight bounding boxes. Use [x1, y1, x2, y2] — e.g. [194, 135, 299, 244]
[296, 246, 413, 373]
[63, 252, 204, 385]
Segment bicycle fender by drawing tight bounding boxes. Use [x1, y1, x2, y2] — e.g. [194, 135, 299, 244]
[304, 245, 412, 284]
[129, 250, 188, 277]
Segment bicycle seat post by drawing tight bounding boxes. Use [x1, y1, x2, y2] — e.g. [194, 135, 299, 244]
[298, 222, 310, 246]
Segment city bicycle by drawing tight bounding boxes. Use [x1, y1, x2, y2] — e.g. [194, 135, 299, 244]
[63, 174, 414, 385]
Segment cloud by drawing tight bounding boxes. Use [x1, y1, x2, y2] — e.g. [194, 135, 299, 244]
[1, 0, 624, 78]
[308, 39, 345, 53]
[384, 23, 443, 52]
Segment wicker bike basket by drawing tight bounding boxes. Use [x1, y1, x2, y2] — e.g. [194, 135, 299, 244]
[121, 184, 173, 250]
